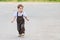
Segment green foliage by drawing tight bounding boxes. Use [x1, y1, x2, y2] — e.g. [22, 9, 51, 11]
[0, 0, 60, 2]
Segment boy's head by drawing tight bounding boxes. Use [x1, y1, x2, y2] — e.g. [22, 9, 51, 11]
[17, 4, 24, 12]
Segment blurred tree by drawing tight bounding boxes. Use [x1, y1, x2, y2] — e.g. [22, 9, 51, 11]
[49, 0, 56, 1]
[18, 0, 23, 1]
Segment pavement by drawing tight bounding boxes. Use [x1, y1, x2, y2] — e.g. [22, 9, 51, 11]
[0, 2, 60, 40]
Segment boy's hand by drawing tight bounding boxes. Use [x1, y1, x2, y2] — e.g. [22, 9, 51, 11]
[11, 21, 14, 23]
[27, 19, 29, 21]
[11, 16, 16, 23]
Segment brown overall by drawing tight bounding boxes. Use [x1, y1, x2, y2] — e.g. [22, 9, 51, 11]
[17, 12, 25, 34]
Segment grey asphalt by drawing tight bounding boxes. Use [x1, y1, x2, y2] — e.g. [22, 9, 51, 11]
[0, 3, 60, 40]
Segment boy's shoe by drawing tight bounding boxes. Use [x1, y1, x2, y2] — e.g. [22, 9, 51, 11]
[21, 33, 25, 36]
[18, 34, 22, 37]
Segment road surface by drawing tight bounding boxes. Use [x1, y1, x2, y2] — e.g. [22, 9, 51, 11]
[0, 2, 60, 40]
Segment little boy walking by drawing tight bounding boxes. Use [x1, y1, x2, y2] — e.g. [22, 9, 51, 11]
[11, 4, 29, 37]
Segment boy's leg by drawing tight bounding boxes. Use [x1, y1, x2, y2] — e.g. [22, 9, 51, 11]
[17, 23, 25, 37]
[17, 23, 21, 34]
[21, 23, 25, 36]
[17, 23, 23, 37]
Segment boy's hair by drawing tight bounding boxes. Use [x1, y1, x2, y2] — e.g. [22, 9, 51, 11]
[17, 4, 24, 9]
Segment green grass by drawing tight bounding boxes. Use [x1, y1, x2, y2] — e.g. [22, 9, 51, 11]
[0, 0, 60, 2]
[50, 0, 60, 1]
[17, 0, 60, 2]
[0, 0, 17, 2]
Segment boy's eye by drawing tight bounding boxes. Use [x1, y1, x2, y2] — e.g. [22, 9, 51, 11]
[19, 8, 23, 9]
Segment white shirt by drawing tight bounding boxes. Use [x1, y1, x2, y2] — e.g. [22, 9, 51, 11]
[13, 11, 27, 17]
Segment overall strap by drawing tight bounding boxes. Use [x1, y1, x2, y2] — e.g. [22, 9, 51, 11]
[22, 14, 23, 17]
[17, 12, 18, 17]
[17, 12, 18, 19]
[17, 12, 23, 17]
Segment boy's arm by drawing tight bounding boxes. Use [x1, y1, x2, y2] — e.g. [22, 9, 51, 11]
[11, 16, 16, 23]
[24, 16, 29, 21]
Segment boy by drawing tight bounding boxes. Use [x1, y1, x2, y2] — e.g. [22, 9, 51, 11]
[11, 4, 29, 37]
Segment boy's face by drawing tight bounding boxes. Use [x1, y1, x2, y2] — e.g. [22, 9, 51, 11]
[18, 7, 23, 12]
